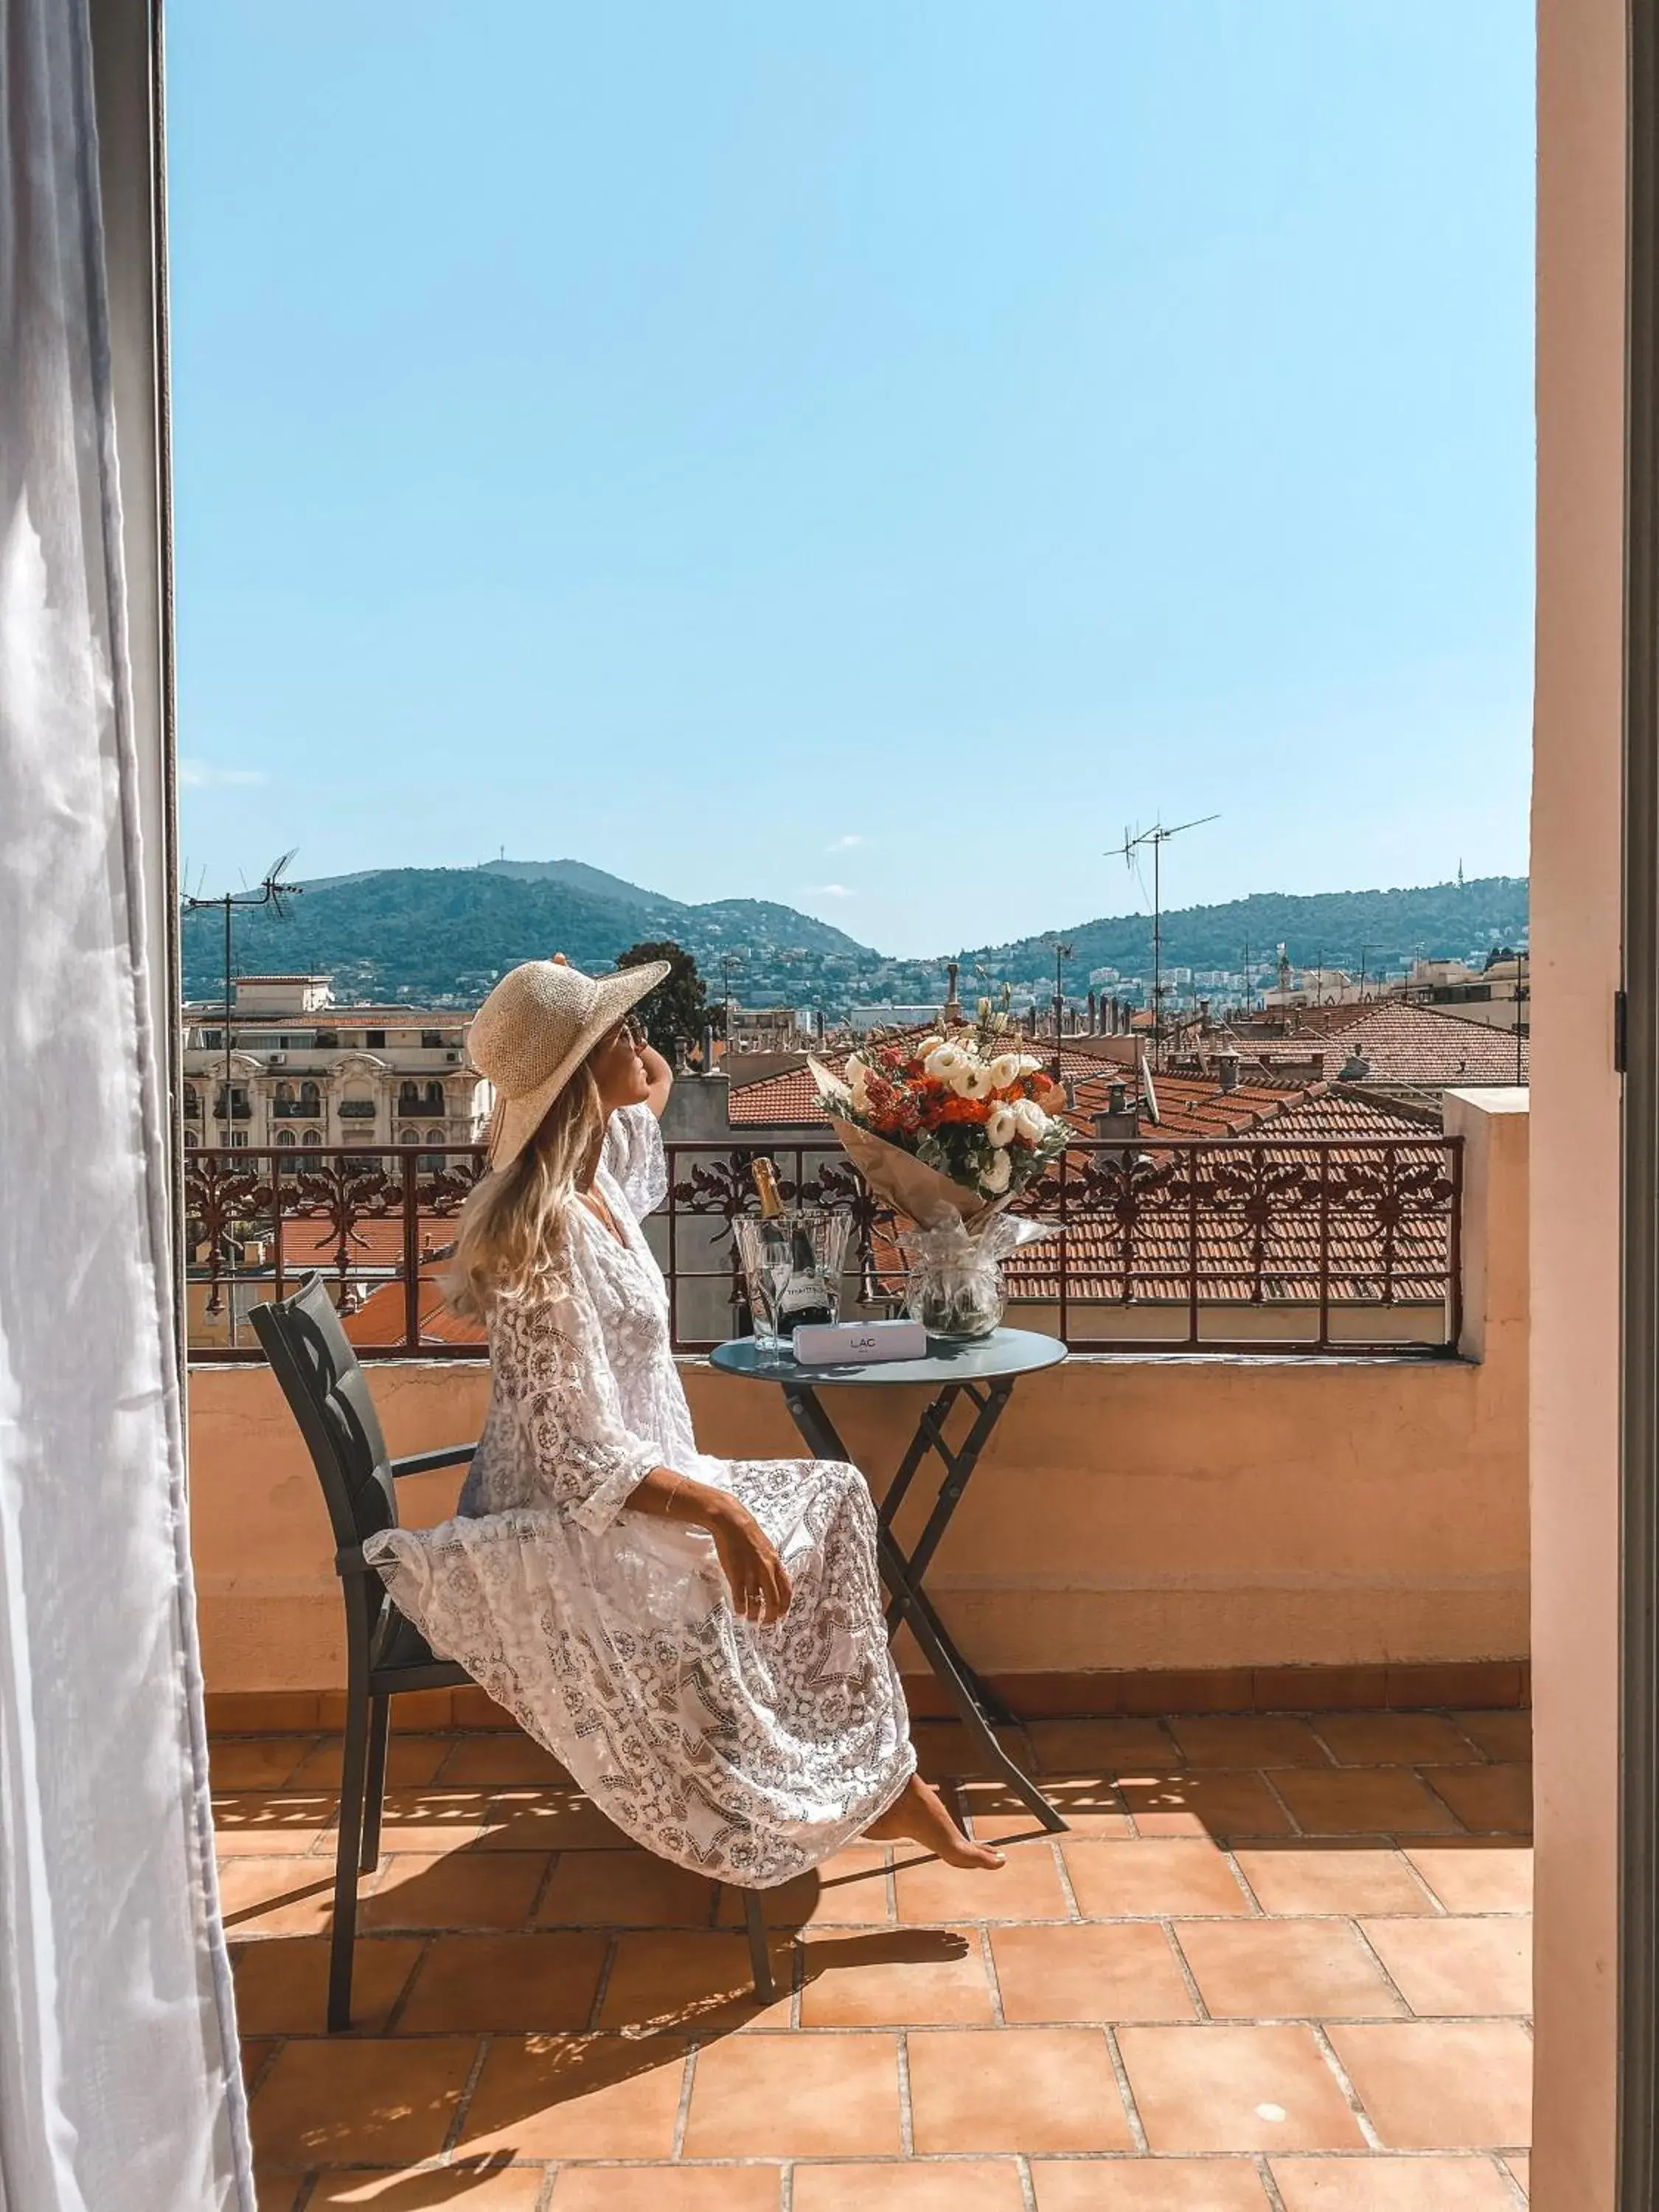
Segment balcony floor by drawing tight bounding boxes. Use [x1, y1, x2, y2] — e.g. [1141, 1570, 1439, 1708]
[217, 1709, 1534, 2209]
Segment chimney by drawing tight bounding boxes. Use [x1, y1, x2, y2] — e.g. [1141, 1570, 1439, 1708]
[1091, 1077, 1138, 1143]
[1217, 1049, 1241, 1093]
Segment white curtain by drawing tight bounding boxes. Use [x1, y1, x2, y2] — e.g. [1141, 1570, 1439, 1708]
[0, 1, 252, 2205]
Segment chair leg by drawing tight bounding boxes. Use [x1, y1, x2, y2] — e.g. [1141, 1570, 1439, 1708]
[360, 1694, 390, 1874]
[327, 1675, 370, 2034]
[742, 1888, 774, 2004]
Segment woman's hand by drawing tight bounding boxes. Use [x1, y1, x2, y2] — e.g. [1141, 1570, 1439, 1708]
[708, 1502, 793, 1626]
[626, 1469, 792, 1624]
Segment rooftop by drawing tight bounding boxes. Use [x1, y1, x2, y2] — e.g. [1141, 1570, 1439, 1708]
[221, 1705, 1533, 2205]
[1222, 1002, 1528, 1091]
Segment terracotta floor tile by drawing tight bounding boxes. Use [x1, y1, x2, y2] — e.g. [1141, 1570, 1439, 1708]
[307, 2165, 546, 2209]
[240, 2038, 277, 2088]
[1419, 1767, 1533, 1837]
[1031, 2163, 1270, 2210]
[990, 1921, 1196, 2023]
[1360, 1917, 1532, 2018]
[352, 1788, 493, 1855]
[959, 1775, 1133, 1840]
[437, 1734, 576, 1787]
[597, 1930, 793, 2032]
[288, 1736, 455, 1791]
[1168, 1717, 1334, 1769]
[1175, 1919, 1404, 2020]
[908, 2024, 1134, 2151]
[251, 2172, 305, 2212]
[1505, 2151, 1529, 2196]
[1233, 1847, 1433, 1919]
[1061, 1839, 1251, 1919]
[1029, 1718, 1184, 1773]
[473, 1790, 633, 1852]
[549, 2171, 779, 2212]
[396, 1932, 608, 2032]
[1120, 1770, 1296, 1839]
[212, 1794, 334, 1854]
[1325, 2022, 1533, 2148]
[1404, 1846, 1533, 1916]
[1116, 2023, 1368, 2151]
[218, 1856, 338, 1938]
[1452, 1711, 1533, 1764]
[713, 1845, 893, 1928]
[799, 1925, 995, 2024]
[455, 2031, 689, 2157]
[230, 1935, 423, 2035]
[894, 1840, 1071, 1923]
[680, 2029, 902, 2156]
[911, 1721, 1030, 1779]
[536, 1850, 718, 1929]
[793, 2160, 1024, 2212]
[209, 1739, 314, 1791]
[1312, 1715, 1479, 1768]
[1269, 1770, 1459, 1838]
[1270, 2152, 1521, 2208]
[360, 1850, 549, 1933]
[249, 2036, 479, 2168]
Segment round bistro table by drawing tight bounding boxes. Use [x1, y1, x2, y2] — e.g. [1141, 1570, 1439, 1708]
[709, 1328, 1069, 1832]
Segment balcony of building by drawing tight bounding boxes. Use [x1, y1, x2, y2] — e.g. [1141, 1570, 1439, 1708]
[188, 1088, 1531, 2200]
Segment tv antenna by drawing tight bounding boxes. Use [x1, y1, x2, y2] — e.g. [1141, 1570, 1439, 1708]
[184, 852, 303, 1150]
[1105, 815, 1218, 1067]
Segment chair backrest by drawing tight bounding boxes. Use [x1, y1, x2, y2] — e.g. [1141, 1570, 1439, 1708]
[250, 1272, 400, 1560]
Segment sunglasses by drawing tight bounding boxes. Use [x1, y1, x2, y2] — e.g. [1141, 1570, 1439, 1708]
[606, 1013, 648, 1051]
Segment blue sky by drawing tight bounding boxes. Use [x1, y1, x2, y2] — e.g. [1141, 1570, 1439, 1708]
[167, 2, 1534, 956]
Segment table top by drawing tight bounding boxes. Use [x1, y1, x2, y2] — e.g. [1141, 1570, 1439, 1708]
[708, 1328, 1068, 1389]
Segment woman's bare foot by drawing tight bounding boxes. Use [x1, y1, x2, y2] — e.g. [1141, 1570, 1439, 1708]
[864, 1775, 1005, 1869]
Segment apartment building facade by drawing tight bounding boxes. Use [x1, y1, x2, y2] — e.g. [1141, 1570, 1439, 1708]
[181, 974, 490, 1155]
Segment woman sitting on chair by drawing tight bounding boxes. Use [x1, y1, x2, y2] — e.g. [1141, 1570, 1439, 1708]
[365, 956, 1001, 1886]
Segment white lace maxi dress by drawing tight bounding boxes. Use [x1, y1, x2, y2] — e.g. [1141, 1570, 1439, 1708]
[364, 1102, 915, 1887]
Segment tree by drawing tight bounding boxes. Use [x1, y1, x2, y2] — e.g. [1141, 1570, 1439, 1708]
[615, 939, 716, 1065]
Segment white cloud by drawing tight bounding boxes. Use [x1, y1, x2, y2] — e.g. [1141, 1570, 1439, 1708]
[809, 883, 855, 899]
[826, 833, 865, 852]
[179, 759, 268, 789]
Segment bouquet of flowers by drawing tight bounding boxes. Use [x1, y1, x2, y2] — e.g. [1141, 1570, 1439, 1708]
[810, 1015, 1069, 1220]
[809, 1012, 1068, 1338]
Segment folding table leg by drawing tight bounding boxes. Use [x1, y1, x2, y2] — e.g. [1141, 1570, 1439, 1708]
[877, 1526, 1068, 1834]
[783, 1381, 1065, 1834]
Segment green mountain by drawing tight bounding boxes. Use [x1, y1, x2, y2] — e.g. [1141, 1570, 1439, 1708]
[183, 863, 880, 1009]
[184, 863, 1529, 1012]
[965, 877, 1530, 992]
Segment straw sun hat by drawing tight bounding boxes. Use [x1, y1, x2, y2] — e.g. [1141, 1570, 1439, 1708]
[468, 956, 670, 1172]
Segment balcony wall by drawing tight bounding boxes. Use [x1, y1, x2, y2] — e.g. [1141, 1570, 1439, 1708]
[186, 1088, 1527, 1698]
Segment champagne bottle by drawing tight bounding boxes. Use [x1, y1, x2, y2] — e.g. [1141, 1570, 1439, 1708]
[751, 1158, 785, 1220]
[776, 1216, 834, 1335]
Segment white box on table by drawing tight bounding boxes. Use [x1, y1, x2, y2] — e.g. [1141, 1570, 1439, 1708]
[790, 1319, 928, 1366]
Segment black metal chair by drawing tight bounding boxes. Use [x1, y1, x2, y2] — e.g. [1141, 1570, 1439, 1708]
[249, 1270, 775, 2031]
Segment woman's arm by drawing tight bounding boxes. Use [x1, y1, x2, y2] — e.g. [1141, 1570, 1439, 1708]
[627, 1467, 792, 1624]
[641, 1041, 673, 1119]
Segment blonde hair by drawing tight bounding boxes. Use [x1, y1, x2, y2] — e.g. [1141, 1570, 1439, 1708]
[444, 1066, 605, 1321]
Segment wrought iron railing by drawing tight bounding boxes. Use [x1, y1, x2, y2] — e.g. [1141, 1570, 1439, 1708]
[187, 1133, 1463, 1363]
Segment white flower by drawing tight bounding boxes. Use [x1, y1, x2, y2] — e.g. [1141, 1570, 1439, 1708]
[914, 1034, 945, 1060]
[950, 1061, 995, 1099]
[1012, 1098, 1048, 1142]
[987, 1052, 1023, 1089]
[986, 1104, 1018, 1147]
[981, 1147, 1013, 1194]
[924, 1043, 967, 1080]
[845, 1053, 869, 1082]
[1015, 1054, 1044, 1075]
